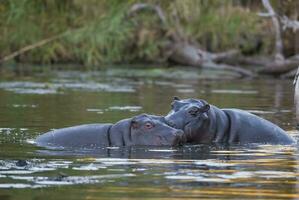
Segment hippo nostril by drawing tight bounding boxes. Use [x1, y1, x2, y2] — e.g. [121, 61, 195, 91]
[174, 130, 186, 145]
[176, 130, 184, 136]
[166, 120, 176, 128]
[172, 131, 186, 146]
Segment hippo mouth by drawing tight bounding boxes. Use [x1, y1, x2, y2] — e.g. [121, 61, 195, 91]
[172, 131, 187, 146]
[154, 135, 170, 146]
[153, 131, 186, 146]
[172, 134, 186, 146]
[164, 118, 191, 131]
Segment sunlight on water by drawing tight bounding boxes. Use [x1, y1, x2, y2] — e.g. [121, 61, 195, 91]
[211, 89, 258, 94]
[0, 70, 298, 200]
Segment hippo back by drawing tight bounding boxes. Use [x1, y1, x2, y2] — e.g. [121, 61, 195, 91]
[223, 109, 295, 144]
[36, 123, 113, 148]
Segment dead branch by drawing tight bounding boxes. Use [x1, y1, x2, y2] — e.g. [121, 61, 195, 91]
[209, 50, 239, 62]
[280, 66, 298, 79]
[255, 0, 299, 76]
[261, 0, 284, 61]
[280, 16, 299, 32]
[258, 59, 299, 75]
[0, 32, 67, 64]
[168, 42, 253, 77]
[223, 56, 272, 67]
[168, 42, 203, 66]
[203, 62, 254, 77]
[128, 3, 252, 77]
[128, 3, 167, 26]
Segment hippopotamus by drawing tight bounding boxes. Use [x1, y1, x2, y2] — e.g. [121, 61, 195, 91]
[36, 114, 185, 148]
[294, 66, 299, 127]
[165, 97, 295, 144]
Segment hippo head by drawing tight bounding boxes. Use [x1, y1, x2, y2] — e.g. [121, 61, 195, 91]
[165, 97, 210, 142]
[129, 114, 185, 146]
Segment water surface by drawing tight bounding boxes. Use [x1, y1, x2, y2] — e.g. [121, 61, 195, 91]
[0, 68, 298, 200]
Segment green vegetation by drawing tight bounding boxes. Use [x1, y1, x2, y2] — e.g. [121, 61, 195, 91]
[0, 0, 297, 67]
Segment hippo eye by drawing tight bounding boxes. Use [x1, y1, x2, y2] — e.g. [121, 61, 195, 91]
[144, 122, 154, 129]
[188, 107, 199, 116]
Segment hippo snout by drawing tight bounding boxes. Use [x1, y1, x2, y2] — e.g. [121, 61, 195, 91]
[164, 115, 186, 130]
[175, 129, 184, 137]
[172, 129, 186, 146]
[165, 118, 177, 128]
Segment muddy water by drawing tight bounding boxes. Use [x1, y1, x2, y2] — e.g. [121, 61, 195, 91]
[0, 68, 298, 200]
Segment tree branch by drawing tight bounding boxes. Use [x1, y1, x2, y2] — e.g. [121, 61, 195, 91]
[258, 59, 299, 75]
[203, 62, 254, 77]
[0, 32, 68, 64]
[261, 0, 284, 61]
[128, 3, 252, 77]
[128, 3, 167, 26]
[280, 16, 299, 32]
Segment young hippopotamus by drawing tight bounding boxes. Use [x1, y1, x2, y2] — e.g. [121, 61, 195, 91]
[35, 114, 185, 148]
[165, 97, 295, 144]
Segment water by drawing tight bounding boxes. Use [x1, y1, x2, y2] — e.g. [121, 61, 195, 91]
[0, 68, 298, 199]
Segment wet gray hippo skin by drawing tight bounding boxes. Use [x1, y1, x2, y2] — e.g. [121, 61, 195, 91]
[35, 114, 185, 148]
[165, 97, 295, 144]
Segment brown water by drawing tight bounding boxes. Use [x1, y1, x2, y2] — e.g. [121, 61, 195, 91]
[0, 68, 298, 200]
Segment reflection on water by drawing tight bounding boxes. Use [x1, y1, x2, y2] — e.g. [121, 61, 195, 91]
[1, 144, 299, 199]
[0, 68, 298, 200]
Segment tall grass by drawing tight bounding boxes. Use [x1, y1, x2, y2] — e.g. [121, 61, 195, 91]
[0, 0, 285, 67]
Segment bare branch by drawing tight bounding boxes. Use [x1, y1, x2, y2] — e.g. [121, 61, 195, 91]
[280, 16, 299, 32]
[0, 32, 68, 64]
[203, 62, 254, 78]
[257, 12, 274, 17]
[280, 67, 298, 79]
[128, 2, 252, 77]
[128, 3, 167, 26]
[258, 59, 299, 75]
[209, 50, 239, 62]
[261, 0, 284, 61]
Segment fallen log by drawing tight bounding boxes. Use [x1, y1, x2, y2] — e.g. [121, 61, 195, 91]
[222, 56, 272, 67]
[168, 42, 252, 77]
[202, 62, 254, 77]
[258, 59, 299, 75]
[257, 0, 299, 76]
[280, 67, 298, 79]
[128, 3, 253, 77]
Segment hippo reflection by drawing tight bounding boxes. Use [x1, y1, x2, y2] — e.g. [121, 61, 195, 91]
[165, 97, 295, 144]
[36, 114, 185, 148]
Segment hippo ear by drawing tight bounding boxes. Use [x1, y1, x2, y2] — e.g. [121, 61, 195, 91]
[131, 119, 139, 129]
[109, 118, 133, 146]
[189, 106, 200, 116]
[173, 96, 180, 101]
[199, 104, 210, 113]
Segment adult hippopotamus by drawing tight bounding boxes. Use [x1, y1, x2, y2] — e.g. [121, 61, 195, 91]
[36, 114, 185, 148]
[165, 97, 295, 144]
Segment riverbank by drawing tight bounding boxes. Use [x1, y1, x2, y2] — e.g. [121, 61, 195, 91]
[0, 64, 249, 80]
[1, 1, 298, 78]
[0, 1, 294, 63]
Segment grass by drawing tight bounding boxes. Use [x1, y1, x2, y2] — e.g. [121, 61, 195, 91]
[0, 0, 288, 68]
